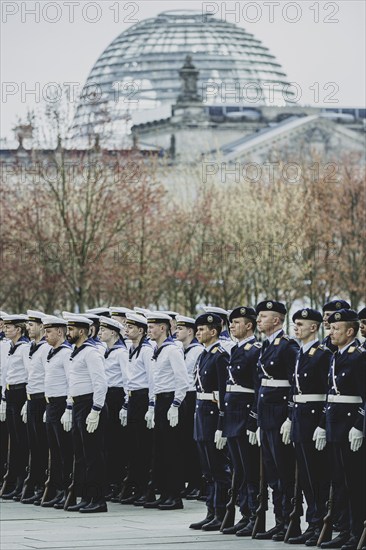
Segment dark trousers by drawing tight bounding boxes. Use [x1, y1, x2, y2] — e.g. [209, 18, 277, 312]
[181, 391, 202, 488]
[261, 428, 295, 523]
[329, 442, 365, 538]
[45, 398, 73, 491]
[295, 442, 329, 525]
[72, 398, 106, 501]
[0, 386, 8, 483]
[152, 392, 184, 499]
[227, 435, 259, 515]
[4, 387, 28, 485]
[105, 387, 126, 486]
[127, 389, 152, 495]
[26, 398, 48, 489]
[196, 440, 231, 511]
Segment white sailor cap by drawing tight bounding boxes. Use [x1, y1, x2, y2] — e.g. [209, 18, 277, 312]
[85, 307, 111, 317]
[0, 311, 8, 320]
[125, 312, 148, 327]
[42, 315, 67, 328]
[3, 314, 29, 324]
[99, 315, 123, 333]
[110, 307, 133, 317]
[134, 307, 152, 318]
[81, 312, 100, 323]
[64, 314, 92, 327]
[202, 306, 228, 317]
[146, 311, 172, 323]
[159, 310, 179, 319]
[176, 315, 195, 328]
[27, 310, 46, 322]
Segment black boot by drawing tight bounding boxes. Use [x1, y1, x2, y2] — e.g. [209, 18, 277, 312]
[236, 514, 256, 537]
[189, 507, 215, 530]
[67, 498, 91, 512]
[41, 490, 64, 508]
[79, 499, 107, 513]
[320, 531, 350, 549]
[202, 508, 225, 531]
[305, 527, 322, 547]
[256, 518, 284, 540]
[222, 516, 249, 535]
[53, 492, 67, 509]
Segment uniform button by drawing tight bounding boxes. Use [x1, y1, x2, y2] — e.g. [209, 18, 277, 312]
[247, 404, 250, 408]
[210, 411, 214, 415]
[347, 412, 351, 416]
[342, 373, 345, 376]
[261, 394, 264, 397]
[225, 403, 228, 406]
[283, 396, 286, 400]
[327, 406, 331, 410]
[270, 361, 274, 365]
[295, 404, 298, 408]
[304, 373, 307, 377]
[204, 371, 207, 374]
[237, 366, 240, 369]
[311, 410, 315, 414]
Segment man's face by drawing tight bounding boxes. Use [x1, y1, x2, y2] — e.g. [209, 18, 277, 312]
[66, 326, 83, 345]
[27, 320, 41, 340]
[44, 327, 63, 347]
[293, 319, 317, 341]
[125, 323, 141, 341]
[147, 323, 165, 341]
[229, 317, 250, 340]
[0, 320, 4, 332]
[359, 318, 366, 339]
[323, 310, 332, 330]
[4, 323, 20, 342]
[176, 325, 191, 342]
[196, 325, 216, 345]
[256, 311, 278, 334]
[330, 322, 353, 347]
[99, 326, 116, 343]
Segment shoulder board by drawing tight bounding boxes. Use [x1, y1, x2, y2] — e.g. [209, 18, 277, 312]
[308, 347, 317, 356]
[211, 346, 219, 354]
[244, 343, 253, 351]
[274, 337, 281, 345]
[281, 335, 290, 341]
[253, 342, 262, 349]
[348, 346, 357, 353]
[317, 344, 326, 351]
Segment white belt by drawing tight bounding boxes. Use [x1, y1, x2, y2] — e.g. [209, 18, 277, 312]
[226, 384, 254, 394]
[197, 392, 218, 401]
[327, 394, 362, 404]
[261, 379, 290, 388]
[293, 394, 326, 403]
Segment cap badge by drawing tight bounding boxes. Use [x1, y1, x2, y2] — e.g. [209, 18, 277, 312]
[207, 315, 213, 323]
[266, 302, 273, 309]
[240, 307, 246, 315]
[301, 310, 308, 318]
[334, 312, 341, 320]
[336, 302, 342, 309]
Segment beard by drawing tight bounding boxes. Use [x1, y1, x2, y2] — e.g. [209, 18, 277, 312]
[66, 334, 78, 345]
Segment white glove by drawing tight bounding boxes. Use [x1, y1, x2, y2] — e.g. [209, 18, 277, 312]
[144, 406, 155, 429]
[0, 400, 6, 422]
[312, 426, 326, 451]
[247, 429, 258, 446]
[119, 407, 128, 427]
[256, 427, 261, 446]
[21, 403, 27, 423]
[280, 418, 292, 445]
[167, 405, 179, 427]
[43, 410, 47, 423]
[60, 408, 73, 432]
[349, 427, 363, 452]
[214, 430, 227, 450]
[86, 409, 100, 433]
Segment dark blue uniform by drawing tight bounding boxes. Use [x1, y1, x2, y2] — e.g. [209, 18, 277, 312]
[289, 342, 331, 528]
[194, 342, 231, 512]
[223, 337, 261, 518]
[322, 343, 365, 541]
[254, 330, 299, 526]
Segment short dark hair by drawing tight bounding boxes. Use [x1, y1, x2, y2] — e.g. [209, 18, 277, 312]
[345, 320, 359, 336]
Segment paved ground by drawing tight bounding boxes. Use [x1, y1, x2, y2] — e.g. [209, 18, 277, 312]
[0, 498, 295, 550]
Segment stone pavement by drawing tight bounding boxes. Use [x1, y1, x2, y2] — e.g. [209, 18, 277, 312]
[0, 498, 296, 550]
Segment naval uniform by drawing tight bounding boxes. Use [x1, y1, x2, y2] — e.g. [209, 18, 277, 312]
[24, 338, 50, 497]
[182, 339, 204, 492]
[290, 340, 331, 529]
[44, 342, 73, 496]
[69, 337, 108, 501]
[103, 338, 128, 493]
[125, 337, 154, 498]
[321, 341, 365, 541]
[0, 335, 10, 483]
[2, 336, 30, 493]
[151, 337, 189, 501]
[194, 340, 231, 513]
[223, 336, 261, 518]
[254, 329, 299, 525]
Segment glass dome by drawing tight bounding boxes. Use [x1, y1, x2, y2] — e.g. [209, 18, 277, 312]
[70, 11, 294, 145]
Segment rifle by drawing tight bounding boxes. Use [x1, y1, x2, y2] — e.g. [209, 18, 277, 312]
[63, 457, 76, 509]
[317, 483, 333, 546]
[252, 447, 268, 538]
[284, 462, 303, 542]
[220, 469, 239, 532]
[357, 520, 366, 550]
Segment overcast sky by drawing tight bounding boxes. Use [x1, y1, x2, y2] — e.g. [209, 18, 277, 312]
[1, 0, 365, 142]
